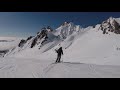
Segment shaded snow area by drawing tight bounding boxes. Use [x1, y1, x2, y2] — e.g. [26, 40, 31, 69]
[1, 18, 120, 78]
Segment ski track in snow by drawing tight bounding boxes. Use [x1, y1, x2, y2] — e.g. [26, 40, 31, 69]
[43, 64, 56, 75]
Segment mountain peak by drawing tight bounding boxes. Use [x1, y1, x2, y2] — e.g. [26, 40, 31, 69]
[108, 16, 114, 20]
[99, 17, 120, 34]
[61, 21, 69, 26]
[55, 21, 80, 39]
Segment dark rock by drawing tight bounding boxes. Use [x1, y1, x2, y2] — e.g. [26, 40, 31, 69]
[31, 38, 37, 48]
[18, 39, 26, 47]
[26, 36, 33, 41]
[99, 18, 120, 34]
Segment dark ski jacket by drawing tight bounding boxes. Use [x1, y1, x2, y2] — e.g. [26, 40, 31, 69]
[56, 47, 63, 56]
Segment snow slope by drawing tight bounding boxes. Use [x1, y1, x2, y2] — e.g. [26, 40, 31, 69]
[0, 57, 120, 78]
[64, 25, 120, 65]
[44, 62, 120, 78]
[63, 18, 120, 65]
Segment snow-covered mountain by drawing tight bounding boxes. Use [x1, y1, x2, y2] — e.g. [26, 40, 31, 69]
[99, 17, 120, 34]
[64, 17, 120, 65]
[54, 22, 81, 39]
[4, 17, 120, 65]
[1, 17, 120, 78]
[4, 22, 82, 57]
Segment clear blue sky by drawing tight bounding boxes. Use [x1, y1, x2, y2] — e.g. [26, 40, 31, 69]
[0, 12, 120, 37]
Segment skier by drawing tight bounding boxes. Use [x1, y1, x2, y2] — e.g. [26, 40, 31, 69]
[55, 47, 63, 63]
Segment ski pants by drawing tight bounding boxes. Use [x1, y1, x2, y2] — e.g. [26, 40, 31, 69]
[56, 54, 61, 62]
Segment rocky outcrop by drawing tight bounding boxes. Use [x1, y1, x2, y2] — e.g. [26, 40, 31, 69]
[18, 39, 26, 47]
[99, 17, 120, 34]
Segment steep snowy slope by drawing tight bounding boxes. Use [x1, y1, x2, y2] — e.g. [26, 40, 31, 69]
[63, 17, 120, 65]
[5, 27, 62, 57]
[5, 22, 82, 58]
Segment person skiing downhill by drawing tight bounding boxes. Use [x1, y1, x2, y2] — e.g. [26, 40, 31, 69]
[55, 47, 63, 63]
